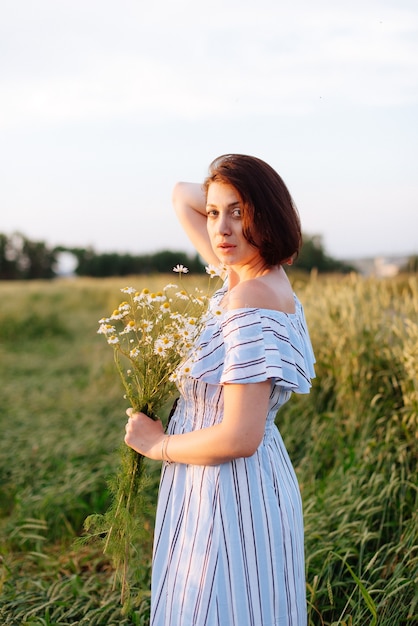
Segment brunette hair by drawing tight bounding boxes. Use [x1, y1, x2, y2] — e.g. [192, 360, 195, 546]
[203, 154, 301, 266]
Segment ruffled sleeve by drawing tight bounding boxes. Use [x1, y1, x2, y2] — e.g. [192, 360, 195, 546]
[188, 296, 315, 394]
[219, 306, 315, 393]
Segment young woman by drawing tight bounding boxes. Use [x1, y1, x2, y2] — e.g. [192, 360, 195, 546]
[125, 154, 315, 625]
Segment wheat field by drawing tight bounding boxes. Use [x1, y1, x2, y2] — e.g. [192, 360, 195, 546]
[0, 273, 416, 625]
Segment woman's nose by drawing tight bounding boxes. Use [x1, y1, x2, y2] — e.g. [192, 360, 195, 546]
[217, 214, 231, 235]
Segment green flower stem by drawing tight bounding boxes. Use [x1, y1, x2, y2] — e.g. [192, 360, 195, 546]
[93, 274, 220, 609]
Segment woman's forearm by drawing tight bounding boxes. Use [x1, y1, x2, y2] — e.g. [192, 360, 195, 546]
[156, 422, 257, 466]
[172, 181, 220, 266]
[172, 182, 207, 216]
[125, 382, 271, 466]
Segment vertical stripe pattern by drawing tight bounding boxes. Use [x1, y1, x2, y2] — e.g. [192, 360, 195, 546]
[151, 286, 315, 626]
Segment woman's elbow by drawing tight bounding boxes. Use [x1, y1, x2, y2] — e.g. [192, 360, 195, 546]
[171, 182, 184, 210]
[230, 433, 263, 459]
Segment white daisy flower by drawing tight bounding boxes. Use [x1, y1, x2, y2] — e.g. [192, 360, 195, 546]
[97, 323, 116, 335]
[109, 309, 123, 320]
[155, 335, 174, 351]
[205, 264, 223, 278]
[140, 319, 154, 333]
[173, 264, 189, 274]
[134, 288, 150, 303]
[153, 343, 168, 357]
[121, 320, 136, 334]
[148, 291, 166, 303]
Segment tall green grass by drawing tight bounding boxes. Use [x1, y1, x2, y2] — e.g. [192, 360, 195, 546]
[0, 274, 416, 625]
[283, 273, 418, 625]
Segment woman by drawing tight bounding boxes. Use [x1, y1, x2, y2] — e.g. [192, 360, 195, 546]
[125, 154, 315, 626]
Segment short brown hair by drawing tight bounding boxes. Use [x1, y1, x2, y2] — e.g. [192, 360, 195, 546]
[203, 154, 301, 266]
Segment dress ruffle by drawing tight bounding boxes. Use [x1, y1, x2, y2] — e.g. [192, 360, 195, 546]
[188, 290, 315, 394]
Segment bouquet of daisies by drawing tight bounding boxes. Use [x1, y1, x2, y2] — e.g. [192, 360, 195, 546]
[84, 265, 222, 608]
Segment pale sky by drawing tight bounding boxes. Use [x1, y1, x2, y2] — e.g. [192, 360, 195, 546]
[1, 0, 417, 260]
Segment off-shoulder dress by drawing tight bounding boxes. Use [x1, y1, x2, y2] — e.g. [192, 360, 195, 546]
[150, 282, 315, 626]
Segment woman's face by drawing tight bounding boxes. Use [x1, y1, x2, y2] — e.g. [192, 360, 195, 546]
[206, 182, 262, 269]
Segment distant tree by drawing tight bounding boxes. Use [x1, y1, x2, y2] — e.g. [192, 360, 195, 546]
[0, 232, 57, 280]
[67, 247, 205, 277]
[400, 254, 418, 273]
[21, 237, 58, 279]
[71, 250, 142, 277]
[294, 234, 355, 273]
[151, 250, 204, 273]
[0, 233, 18, 279]
[1, 231, 358, 280]
[66, 247, 97, 276]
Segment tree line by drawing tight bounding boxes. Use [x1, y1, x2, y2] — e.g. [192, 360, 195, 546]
[0, 233, 203, 280]
[0, 230, 393, 280]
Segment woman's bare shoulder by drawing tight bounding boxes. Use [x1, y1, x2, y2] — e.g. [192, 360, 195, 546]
[227, 276, 296, 314]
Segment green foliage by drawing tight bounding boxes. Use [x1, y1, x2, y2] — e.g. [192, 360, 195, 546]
[279, 274, 418, 624]
[0, 231, 208, 280]
[295, 234, 356, 273]
[81, 445, 154, 611]
[1, 230, 363, 280]
[0, 232, 58, 280]
[401, 254, 418, 273]
[64, 247, 205, 277]
[0, 274, 416, 625]
[0, 311, 70, 343]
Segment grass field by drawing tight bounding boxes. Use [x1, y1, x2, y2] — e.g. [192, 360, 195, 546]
[0, 273, 417, 625]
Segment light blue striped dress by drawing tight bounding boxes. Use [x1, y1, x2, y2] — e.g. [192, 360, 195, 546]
[151, 283, 315, 626]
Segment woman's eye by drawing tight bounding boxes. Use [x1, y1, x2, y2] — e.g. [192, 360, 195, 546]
[232, 208, 242, 218]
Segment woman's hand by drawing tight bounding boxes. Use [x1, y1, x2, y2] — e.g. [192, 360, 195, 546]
[124, 409, 165, 460]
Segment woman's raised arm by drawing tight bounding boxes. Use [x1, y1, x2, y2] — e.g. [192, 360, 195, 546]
[172, 182, 220, 266]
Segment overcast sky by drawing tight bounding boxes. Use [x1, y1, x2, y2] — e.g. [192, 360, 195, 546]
[1, 0, 417, 260]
